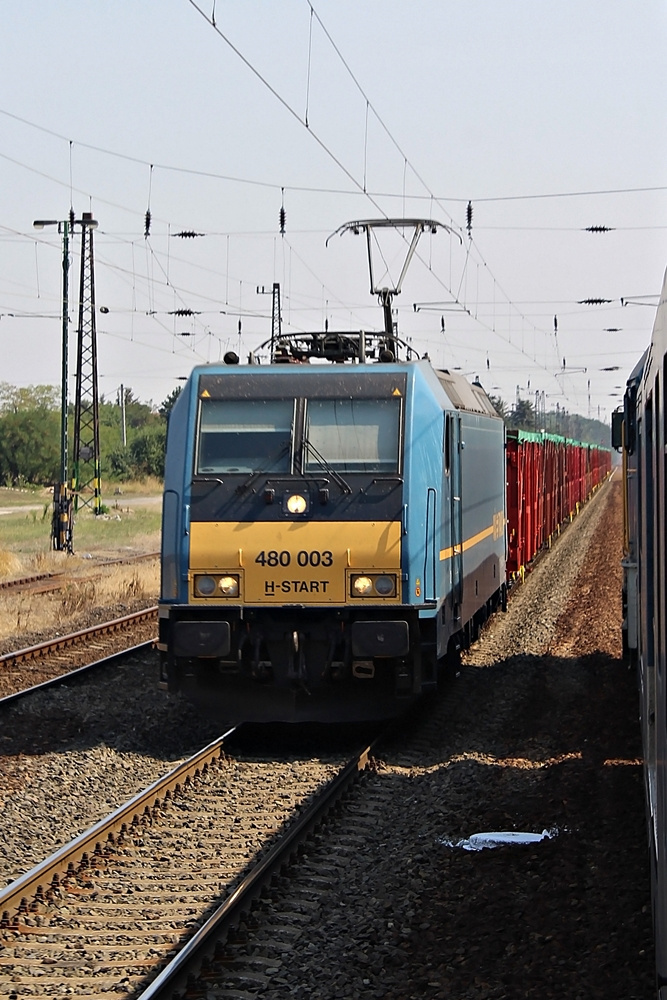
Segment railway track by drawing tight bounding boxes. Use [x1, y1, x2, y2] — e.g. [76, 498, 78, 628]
[0, 606, 158, 704]
[0, 551, 159, 597]
[0, 731, 376, 997]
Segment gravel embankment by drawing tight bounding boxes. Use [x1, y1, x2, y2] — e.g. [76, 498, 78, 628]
[0, 651, 222, 887]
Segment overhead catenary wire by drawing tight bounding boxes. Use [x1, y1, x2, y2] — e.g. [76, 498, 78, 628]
[290, 4, 586, 388]
[0, 4, 654, 414]
[1, 106, 665, 206]
[184, 0, 391, 223]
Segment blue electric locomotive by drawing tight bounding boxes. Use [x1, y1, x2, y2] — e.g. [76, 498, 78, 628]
[158, 329, 507, 723]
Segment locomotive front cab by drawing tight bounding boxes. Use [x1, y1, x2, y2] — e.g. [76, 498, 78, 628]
[159, 366, 424, 722]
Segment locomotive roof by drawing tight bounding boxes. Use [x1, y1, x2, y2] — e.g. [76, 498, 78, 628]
[433, 369, 499, 417]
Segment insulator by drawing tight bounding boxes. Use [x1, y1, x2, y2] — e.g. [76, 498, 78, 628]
[279, 206, 286, 235]
[584, 225, 613, 233]
[441, 316, 445, 332]
[144, 209, 151, 238]
[466, 200, 473, 238]
[238, 319, 242, 335]
[554, 315, 558, 332]
[578, 298, 612, 305]
[69, 208, 75, 231]
[173, 230, 204, 238]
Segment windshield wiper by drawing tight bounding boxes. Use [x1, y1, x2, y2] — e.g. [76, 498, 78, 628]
[303, 438, 352, 495]
[236, 441, 292, 494]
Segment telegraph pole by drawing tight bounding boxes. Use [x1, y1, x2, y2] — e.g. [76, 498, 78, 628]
[119, 384, 127, 447]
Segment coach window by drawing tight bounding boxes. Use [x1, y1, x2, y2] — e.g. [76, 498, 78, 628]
[303, 398, 401, 473]
[196, 398, 294, 474]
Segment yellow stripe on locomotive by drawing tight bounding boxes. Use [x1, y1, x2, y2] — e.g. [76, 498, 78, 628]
[188, 519, 402, 605]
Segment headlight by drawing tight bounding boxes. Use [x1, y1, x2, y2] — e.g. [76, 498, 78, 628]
[286, 493, 307, 514]
[193, 574, 240, 598]
[219, 575, 239, 597]
[351, 574, 397, 598]
[194, 575, 217, 597]
[374, 575, 396, 596]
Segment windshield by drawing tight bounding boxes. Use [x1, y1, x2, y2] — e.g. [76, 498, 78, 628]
[196, 398, 294, 474]
[304, 398, 401, 473]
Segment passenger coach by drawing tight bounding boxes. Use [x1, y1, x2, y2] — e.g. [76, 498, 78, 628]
[618, 265, 667, 997]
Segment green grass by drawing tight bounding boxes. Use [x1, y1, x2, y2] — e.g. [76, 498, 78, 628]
[0, 505, 162, 555]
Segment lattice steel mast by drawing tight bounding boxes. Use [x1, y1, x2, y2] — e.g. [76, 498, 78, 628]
[270, 282, 282, 358]
[71, 212, 102, 515]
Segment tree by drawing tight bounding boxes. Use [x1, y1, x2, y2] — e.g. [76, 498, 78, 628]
[508, 397, 535, 431]
[159, 385, 183, 419]
[0, 408, 59, 485]
[129, 426, 167, 478]
[107, 447, 133, 479]
[0, 382, 59, 412]
[488, 395, 507, 420]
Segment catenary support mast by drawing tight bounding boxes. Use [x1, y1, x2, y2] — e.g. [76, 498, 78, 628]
[71, 212, 102, 515]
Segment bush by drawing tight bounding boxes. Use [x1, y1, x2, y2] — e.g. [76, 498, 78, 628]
[129, 426, 166, 478]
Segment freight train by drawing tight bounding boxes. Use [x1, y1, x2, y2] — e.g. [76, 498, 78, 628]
[158, 328, 610, 724]
[617, 264, 667, 997]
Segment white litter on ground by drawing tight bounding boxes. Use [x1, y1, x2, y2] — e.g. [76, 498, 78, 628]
[439, 829, 558, 851]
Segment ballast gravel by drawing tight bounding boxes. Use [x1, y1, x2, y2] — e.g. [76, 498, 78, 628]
[0, 654, 222, 888]
[0, 476, 653, 1000]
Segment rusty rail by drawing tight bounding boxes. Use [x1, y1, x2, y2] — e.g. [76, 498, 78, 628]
[0, 731, 235, 925]
[0, 606, 158, 669]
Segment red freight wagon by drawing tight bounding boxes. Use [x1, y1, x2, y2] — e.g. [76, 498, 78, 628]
[506, 430, 611, 579]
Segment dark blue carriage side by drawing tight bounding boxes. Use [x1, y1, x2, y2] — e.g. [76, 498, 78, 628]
[621, 265, 667, 998]
[158, 356, 506, 722]
[619, 349, 647, 662]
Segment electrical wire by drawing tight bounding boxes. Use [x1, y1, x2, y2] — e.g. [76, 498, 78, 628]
[2, 105, 665, 205]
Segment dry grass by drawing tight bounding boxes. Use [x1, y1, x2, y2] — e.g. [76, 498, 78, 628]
[0, 550, 24, 577]
[109, 476, 163, 497]
[0, 547, 99, 581]
[95, 564, 157, 605]
[0, 491, 162, 646]
[0, 561, 160, 644]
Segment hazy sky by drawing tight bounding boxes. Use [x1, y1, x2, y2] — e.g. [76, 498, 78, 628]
[1, 1, 666, 421]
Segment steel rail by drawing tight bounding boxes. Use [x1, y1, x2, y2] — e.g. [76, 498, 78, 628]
[0, 605, 157, 668]
[136, 738, 379, 1000]
[0, 551, 159, 596]
[0, 570, 60, 592]
[0, 639, 155, 710]
[0, 730, 235, 924]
